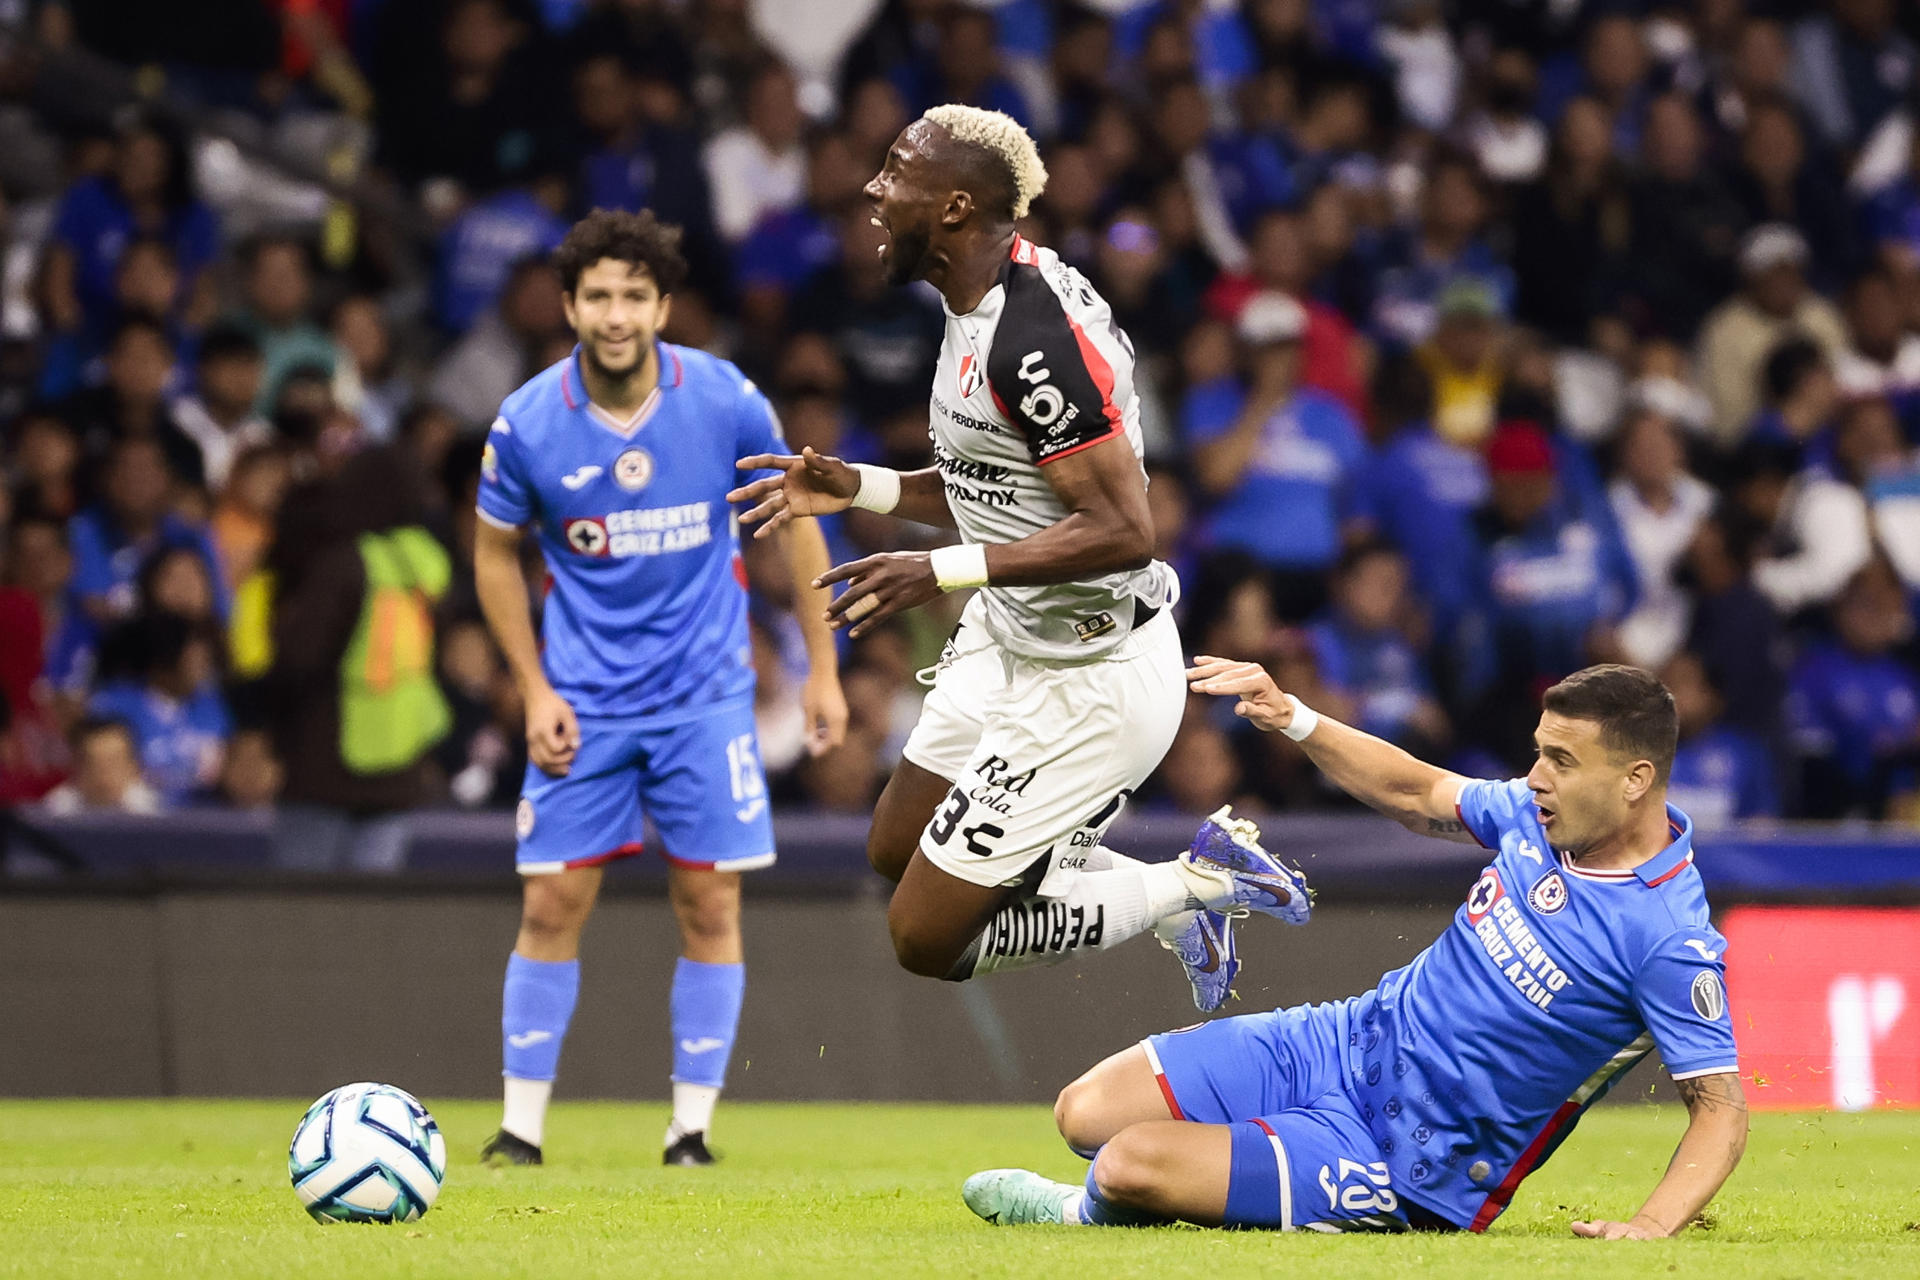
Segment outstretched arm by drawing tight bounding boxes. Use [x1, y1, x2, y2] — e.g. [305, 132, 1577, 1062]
[1187, 656, 1477, 842]
[730, 448, 957, 532]
[1571, 1071, 1747, 1240]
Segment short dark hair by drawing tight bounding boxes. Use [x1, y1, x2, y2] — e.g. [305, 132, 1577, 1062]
[1762, 336, 1824, 403]
[1542, 664, 1678, 781]
[552, 209, 688, 296]
[198, 322, 262, 366]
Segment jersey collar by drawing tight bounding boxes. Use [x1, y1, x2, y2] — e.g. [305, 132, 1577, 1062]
[559, 342, 684, 435]
[1633, 805, 1695, 887]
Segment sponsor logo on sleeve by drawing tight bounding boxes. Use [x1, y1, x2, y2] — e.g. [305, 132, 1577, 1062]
[1691, 970, 1726, 1020]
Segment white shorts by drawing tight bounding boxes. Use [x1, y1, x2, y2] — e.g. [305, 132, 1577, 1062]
[901, 609, 1185, 897]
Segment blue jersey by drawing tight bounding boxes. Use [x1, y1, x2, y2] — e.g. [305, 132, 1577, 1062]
[475, 343, 787, 723]
[1351, 778, 1737, 1229]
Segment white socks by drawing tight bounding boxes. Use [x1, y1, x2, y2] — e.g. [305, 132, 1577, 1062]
[966, 847, 1228, 977]
[501, 1076, 552, 1148]
[510, 1076, 722, 1149]
[665, 1082, 721, 1145]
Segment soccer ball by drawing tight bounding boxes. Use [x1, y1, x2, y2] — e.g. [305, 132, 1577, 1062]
[288, 1082, 448, 1223]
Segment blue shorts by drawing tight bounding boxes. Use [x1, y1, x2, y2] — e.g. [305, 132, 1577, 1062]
[513, 699, 775, 875]
[1145, 1001, 1414, 1232]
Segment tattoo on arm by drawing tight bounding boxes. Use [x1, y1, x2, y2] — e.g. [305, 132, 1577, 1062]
[1427, 818, 1466, 835]
[1674, 1072, 1748, 1119]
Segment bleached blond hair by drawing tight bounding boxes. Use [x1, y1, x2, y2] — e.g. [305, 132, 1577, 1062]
[922, 104, 1049, 219]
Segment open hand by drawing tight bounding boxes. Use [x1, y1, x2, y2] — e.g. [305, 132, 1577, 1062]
[1570, 1218, 1660, 1240]
[728, 447, 862, 538]
[815, 551, 940, 640]
[1186, 655, 1296, 734]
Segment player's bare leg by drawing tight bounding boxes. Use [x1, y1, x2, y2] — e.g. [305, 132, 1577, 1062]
[516, 865, 604, 960]
[669, 865, 743, 963]
[487, 866, 603, 1164]
[867, 758, 954, 883]
[887, 849, 1019, 976]
[969, 1044, 1237, 1227]
[1052, 1045, 1176, 1154]
[662, 866, 746, 1165]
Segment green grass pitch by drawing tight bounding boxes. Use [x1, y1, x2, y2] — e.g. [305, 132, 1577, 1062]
[2, 1100, 1915, 1279]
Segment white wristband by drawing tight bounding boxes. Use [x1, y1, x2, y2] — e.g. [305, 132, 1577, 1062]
[930, 542, 991, 591]
[850, 464, 902, 513]
[1281, 694, 1319, 741]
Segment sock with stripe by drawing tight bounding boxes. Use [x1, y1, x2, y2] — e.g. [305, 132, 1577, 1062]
[957, 850, 1221, 979]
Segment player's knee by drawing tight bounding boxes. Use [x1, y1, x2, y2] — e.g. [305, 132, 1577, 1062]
[887, 912, 961, 979]
[1092, 1128, 1165, 1207]
[519, 881, 592, 947]
[1053, 1078, 1103, 1152]
[669, 874, 739, 947]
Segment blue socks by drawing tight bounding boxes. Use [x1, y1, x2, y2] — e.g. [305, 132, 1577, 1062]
[502, 952, 579, 1082]
[1078, 1148, 1166, 1226]
[670, 958, 745, 1087]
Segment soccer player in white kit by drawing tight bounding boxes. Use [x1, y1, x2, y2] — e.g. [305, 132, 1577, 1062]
[729, 106, 1311, 1008]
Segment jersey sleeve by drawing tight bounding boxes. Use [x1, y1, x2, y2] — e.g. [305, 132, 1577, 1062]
[1451, 776, 1530, 849]
[1633, 927, 1740, 1079]
[987, 267, 1125, 465]
[475, 416, 535, 529]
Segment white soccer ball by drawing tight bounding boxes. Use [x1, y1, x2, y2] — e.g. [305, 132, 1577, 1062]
[288, 1082, 448, 1223]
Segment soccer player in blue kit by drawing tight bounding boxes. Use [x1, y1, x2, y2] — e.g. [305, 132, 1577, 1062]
[965, 661, 1749, 1238]
[472, 211, 847, 1167]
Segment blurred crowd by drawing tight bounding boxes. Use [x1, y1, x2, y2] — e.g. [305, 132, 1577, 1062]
[2, 0, 1919, 843]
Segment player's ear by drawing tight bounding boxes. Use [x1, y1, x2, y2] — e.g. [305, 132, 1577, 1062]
[561, 290, 577, 332]
[943, 189, 972, 228]
[655, 292, 671, 333]
[1622, 758, 1656, 804]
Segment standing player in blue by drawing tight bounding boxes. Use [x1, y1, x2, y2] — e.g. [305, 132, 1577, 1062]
[965, 662, 1748, 1238]
[472, 211, 847, 1168]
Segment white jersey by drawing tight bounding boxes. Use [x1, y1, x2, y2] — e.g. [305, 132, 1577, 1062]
[928, 234, 1175, 661]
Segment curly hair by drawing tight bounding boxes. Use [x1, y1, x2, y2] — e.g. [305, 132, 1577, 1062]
[552, 208, 688, 295]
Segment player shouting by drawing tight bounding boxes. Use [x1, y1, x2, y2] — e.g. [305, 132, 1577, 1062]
[474, 211, 847, 1167]
[729, 106, 1311, 1008]
[964, 662, 1747, 1238]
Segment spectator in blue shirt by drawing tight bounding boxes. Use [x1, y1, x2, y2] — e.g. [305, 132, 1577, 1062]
[1370, 152, 1516, 348]
[1787, 561, 1920, 819]
[435, 178, 570, 333]
[1187, 291, 1370, 619]
[1663, 651, 1780, 828]
[87, 611, 232, 807]
[1306, 540, 1449, 754]
[42, 116, 219, 346]
[67, 437, 228, 631]
[1461, 420, 1638, 758]
[1353, 354, 1485, 631]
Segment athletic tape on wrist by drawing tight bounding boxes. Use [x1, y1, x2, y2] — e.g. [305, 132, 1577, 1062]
[930, 542, 991, 592]
[850, 464, 902, 514]
[1281, 694, 1319, 741]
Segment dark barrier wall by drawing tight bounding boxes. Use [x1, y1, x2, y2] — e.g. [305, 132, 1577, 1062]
[2, 890, 1576, 1102]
